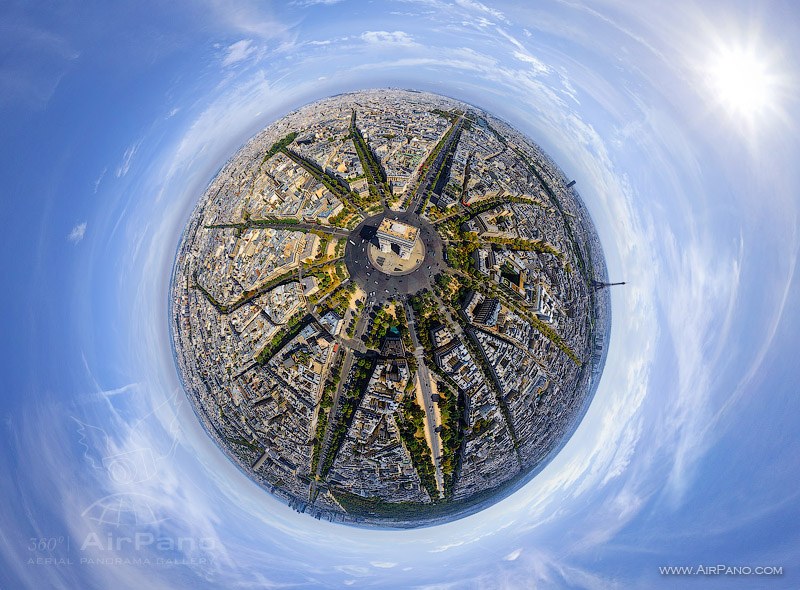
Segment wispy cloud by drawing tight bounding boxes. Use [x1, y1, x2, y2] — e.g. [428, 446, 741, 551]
[222, 39, 257, 67]
[512, 50, 549, 73]
[369, 561, 397, 569]
[203, 1, 293, 41]
[495, 28, 549, 75]
[0, 19, 79, 109]
[116, 141, 140, 177]
[67, 221, 87, 244]
[455, 0, 509, 24]
[93, 167, 107, 193]
[361, 30, 417, 47]
[658, 228, 742, 502]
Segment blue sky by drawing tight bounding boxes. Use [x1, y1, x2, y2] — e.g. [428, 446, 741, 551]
[1, 1, 799, 588]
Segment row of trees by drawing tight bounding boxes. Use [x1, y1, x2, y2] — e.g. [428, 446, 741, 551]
[320, 280, 356, 319]
[438, 194, 540, 239]
[321, 356, 376, 476]
[409, 291, 438, 356]
[421, 123, 463, 214]
[392, 303, 414, 351]
[307, 261, 348, 304]
[430, 108, 459, 123]
[439, 211, 580, 366]
[255, 312, 306, 365]
[458, 262, 581, 365]
[194, 265, 297, 314]
[463, 326, 520, 450]
[416, 118, 463, 214]
[282, 147, 350, 197]
[328, 204, 361, 229]
[350, 110, 389, 207]
[397, 395, 439, 500]
[280, 146, 370, 223]
[262, 132, 298, 163]
[309, 354, 342, 476]
[523, 310, 581, 365]
[204, 214, 303, 231]
[482, 236, 562, 259]
[408, 118, 458, 209]
[510, 145, 591, 283]
[434, 378, 464, 498]
[365, 306, 395, 350]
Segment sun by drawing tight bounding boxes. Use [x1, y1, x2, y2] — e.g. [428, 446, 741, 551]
[706, 43, 777, 118]
[711, 49, 770, 113]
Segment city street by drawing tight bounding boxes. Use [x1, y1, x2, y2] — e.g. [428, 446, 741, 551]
[404, 299, 444, 497]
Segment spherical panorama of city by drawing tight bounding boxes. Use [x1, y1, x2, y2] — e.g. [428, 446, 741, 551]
[170, 88, 612, 528]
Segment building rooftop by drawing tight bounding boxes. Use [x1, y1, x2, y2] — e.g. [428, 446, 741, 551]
[377, 218, 419, 244]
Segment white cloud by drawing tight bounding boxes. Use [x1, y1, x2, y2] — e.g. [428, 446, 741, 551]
[222, 39, 257, 67]
[658, 229, 742, 502]
[67, 222, 87, 243]
[472, 16, 494, 28]
[430, 539, 465, 553]
[455, 0, 509, 24]
[512, 50, 549, 74]
[361, 30, 416, 47]
[0, 20, 79, 109]
[369, 561, 397, 568]
[558, 74, 580, 104]
[204, 1, 292, 40]
[115, 141, 139, 177]
[494, 28, 550, 75]
[93, 167, 107, 194]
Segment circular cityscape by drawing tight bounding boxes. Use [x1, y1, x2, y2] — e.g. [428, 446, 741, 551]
[170, 89, 611, 527]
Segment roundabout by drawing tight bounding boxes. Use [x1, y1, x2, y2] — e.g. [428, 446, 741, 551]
[344, 210, 445, 300]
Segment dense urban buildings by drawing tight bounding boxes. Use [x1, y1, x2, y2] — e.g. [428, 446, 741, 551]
[170, 89, 611, 527]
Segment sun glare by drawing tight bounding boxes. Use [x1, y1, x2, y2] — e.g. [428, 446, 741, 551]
[707, 44, 776, 117]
